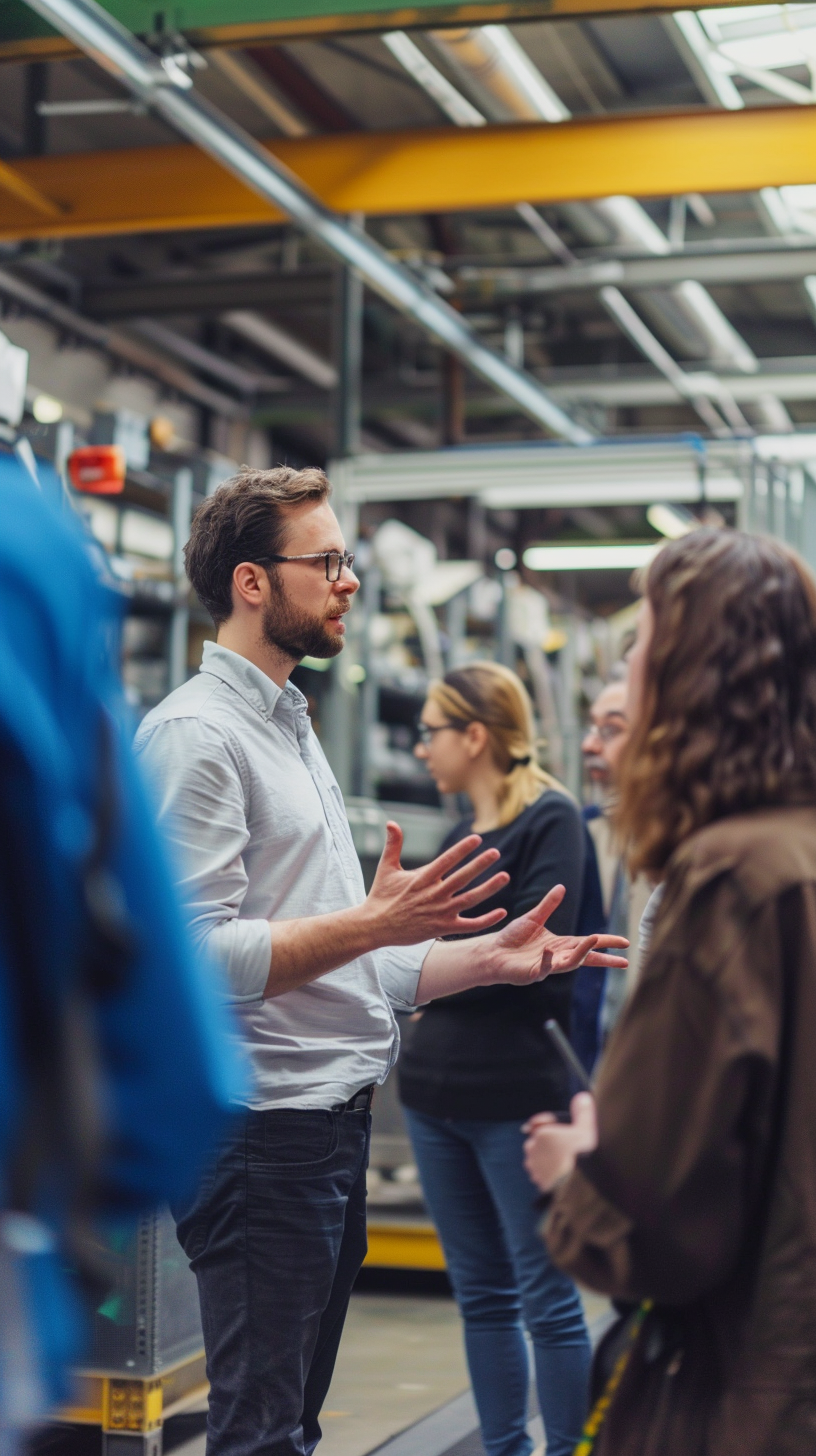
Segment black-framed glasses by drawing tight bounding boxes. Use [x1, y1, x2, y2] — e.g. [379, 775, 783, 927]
[416, 720, 466, 746]
[257, 550, 356, 582]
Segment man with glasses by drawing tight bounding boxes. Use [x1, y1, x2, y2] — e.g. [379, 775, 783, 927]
[582, 677, 651, 1044]
[135, 467, 626, 1456]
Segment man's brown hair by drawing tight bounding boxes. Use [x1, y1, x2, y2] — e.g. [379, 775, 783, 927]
[185, 466, 331, 626]
[616, 528, 816, 876]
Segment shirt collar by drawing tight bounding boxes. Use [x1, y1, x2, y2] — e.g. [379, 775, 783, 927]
[200, 641, 308, 724]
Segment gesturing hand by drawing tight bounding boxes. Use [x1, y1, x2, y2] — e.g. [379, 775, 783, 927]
[484, 883, 629, 987]
[365, 822, 510, 947]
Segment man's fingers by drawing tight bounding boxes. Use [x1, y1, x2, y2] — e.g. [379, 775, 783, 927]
[451, 871, 510, 911]
[419, 833, 483, 884]
[577, 930, 628, 968]
[452, 908, 507, 933]
[379, 821, 404, 870]
[521, 884, 567, 927]
[442, 846, 502, 893]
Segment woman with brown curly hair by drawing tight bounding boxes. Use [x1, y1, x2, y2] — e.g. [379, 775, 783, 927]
[523, 529, 816, 1456]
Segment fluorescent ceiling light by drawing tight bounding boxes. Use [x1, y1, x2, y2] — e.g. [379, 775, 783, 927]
[523, 542, 661, 571]
[672, 12, 744, 109]
[781, 185, 816, 210]
[646, 503, 697, 538]
[382, 33, 486, 127]
[715, 26, 816, 70]
[479, 25, 570, 122]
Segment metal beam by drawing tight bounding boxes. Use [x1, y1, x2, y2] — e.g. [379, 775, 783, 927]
[82, 270, 334, 319]
[0, 155, 62, 217]
[222, 309, 338, 387]
[3, 107, 816, 243]
[127, 317, 290, 393]
[0, 0, 798, 65]
[0, 265, 248, 415]
[20, 0, 588, 443]
[457, 244, 816, 296]
[541, 363, 816, 407]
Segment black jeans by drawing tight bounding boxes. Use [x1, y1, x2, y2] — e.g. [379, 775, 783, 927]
[174, 1106, 370, 1456]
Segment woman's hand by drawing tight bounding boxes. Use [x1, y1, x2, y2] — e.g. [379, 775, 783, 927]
[523, 1093, 598, 1193]
[483, 883, 629, 987]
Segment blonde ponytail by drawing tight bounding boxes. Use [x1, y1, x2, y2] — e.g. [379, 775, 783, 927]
[427, 662, 567, 827]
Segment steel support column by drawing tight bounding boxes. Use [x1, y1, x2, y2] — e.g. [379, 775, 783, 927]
[333, 226, 364, 458]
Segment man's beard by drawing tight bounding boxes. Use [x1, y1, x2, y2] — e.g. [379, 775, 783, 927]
[262, 575, 347, 661]
[583, 754, 609, 784]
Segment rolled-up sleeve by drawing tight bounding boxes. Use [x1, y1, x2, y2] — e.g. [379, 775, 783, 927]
[376, 940, 435, 1012]
[135, 717, 270, 1004]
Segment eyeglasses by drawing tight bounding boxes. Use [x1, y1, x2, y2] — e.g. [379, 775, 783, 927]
[257, 550, 356, 582]
[584, 722, 627, 744]
[416, 721, 466, 745]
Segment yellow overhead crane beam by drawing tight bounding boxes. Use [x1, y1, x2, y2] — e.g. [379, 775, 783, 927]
[0, 0, 800, 64]
[1, 106, 815, 244]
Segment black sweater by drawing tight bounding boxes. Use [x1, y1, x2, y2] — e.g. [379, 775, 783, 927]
[398, 790, 585, 1122]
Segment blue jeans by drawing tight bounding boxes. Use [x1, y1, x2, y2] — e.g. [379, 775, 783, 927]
[404, 1109, 590, 1456]
[173, 1107, 370, 1456]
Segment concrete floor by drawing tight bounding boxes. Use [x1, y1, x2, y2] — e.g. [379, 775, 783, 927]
[161, 1285, 611, 1456]
[318, 1293, 469, 1456]
[318, 1285, 610, 1456]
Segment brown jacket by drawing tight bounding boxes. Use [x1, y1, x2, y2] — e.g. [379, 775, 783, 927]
[546, 806, 816, 1456]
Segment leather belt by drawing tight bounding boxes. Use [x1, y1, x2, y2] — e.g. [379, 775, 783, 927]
[333, 1084, 375, 1113]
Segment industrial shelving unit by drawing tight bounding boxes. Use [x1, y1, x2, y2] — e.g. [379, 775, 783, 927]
[57, 1208, 208, 1456]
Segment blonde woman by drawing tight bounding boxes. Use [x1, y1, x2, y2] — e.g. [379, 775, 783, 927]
[399, 663, 592, 1456]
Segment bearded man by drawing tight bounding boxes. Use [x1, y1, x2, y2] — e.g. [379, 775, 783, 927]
[135, 467, 626, 1456]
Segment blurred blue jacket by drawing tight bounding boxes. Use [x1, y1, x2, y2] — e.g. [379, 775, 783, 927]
[0, 456, 245, 1410]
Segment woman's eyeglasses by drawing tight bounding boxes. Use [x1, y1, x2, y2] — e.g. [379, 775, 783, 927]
[416, 721, 466, 746]
[256, 550, 356, 582]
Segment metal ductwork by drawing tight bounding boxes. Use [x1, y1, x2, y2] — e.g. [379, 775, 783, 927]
[428, 25, 767, 426]
[21, 0, 590, 445]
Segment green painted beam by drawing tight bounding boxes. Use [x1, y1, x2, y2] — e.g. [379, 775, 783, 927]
[0, 0, 789, 62]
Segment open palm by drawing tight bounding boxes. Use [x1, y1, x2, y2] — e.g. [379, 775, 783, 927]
[491, 883, 628, 986]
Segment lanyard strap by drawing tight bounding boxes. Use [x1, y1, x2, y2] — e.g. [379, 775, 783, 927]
[574, 1300, 653, 1456]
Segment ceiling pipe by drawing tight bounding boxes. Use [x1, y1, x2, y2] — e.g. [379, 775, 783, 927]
[428, 24, 764, 402]
[456, 246, 816, 295]
[21, 0, 589, 444]
[0, 265, 248, 417]
[128, 317, 290, 393]
[599, 284, 744, 436]
[222, 310, 339, 389]
[207, 49, 310, 138]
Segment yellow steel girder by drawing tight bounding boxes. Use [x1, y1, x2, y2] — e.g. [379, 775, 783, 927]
[0, 0, 798, 64]
[0, 106, 815, 242]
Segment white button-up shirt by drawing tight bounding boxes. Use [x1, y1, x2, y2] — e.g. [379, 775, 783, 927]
[135, 642, 432, 1110]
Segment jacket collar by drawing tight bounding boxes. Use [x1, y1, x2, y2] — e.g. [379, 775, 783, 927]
[200, 641, 307, 724]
